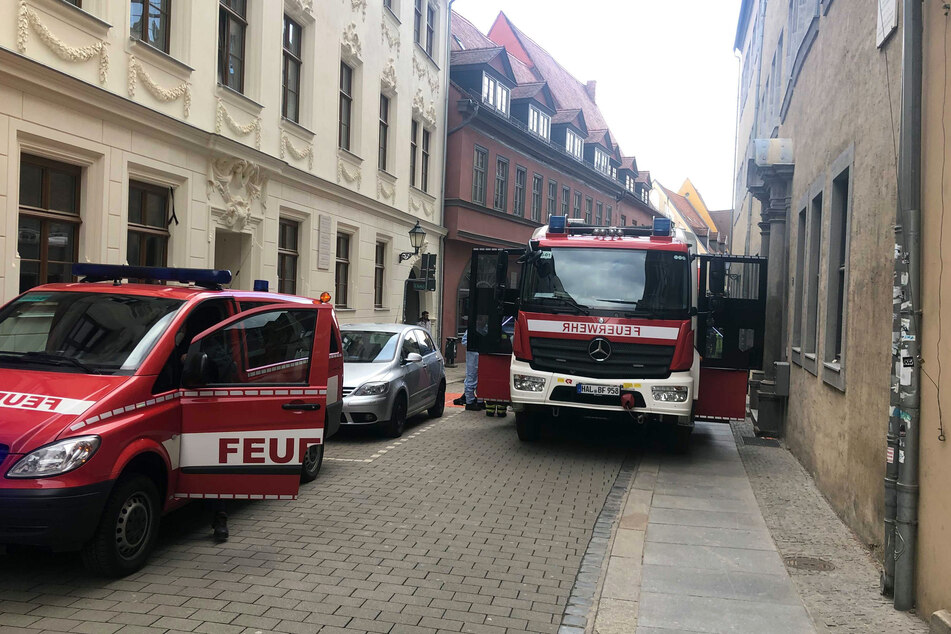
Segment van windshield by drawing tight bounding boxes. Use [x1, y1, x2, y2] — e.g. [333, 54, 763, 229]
[520, 247, 690, 318]
[0, 291, 183, 375]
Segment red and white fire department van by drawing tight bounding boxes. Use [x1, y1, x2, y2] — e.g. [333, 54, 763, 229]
[0, 264, 343, 575]
[467, 216, 767, 445]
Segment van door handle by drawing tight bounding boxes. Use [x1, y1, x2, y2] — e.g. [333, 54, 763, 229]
[282, 402, 321, 411]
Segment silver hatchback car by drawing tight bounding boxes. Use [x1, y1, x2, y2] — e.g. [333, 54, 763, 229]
[340, 324, 446, 437]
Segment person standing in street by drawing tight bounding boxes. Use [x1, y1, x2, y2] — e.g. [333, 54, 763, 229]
[417, 311, 432, 331]
[453, 316, 486, 411]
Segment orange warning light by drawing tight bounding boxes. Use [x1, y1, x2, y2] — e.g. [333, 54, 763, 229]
[319, 292, 331, 304]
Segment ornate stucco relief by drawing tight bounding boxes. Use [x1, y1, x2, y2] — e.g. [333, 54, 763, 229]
[412, 90, 436, 129]
[337, 160, 362, 189]
[17, 0, 109, 84]
[341, 23, 362, 64]
[350, 0, 367, 20]
[286, 0, 313, 16]
[381, 17, 400, 54]
[409, 193, 435, 218]
[280, 131, 314, 170]
[215, 97, 261, 149]
[206, 158, 268, 231]
[377, 175, 395, 202]
[129, 56, 191, 118]
[381, 60, 397, 95]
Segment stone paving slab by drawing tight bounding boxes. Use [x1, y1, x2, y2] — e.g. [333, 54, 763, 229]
[637, 591, 814, 634]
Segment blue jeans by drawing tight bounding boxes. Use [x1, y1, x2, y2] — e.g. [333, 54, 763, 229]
[464, 351, 479, 403]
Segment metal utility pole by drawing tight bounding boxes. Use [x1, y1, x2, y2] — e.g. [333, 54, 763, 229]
[889, 0, 923, 612]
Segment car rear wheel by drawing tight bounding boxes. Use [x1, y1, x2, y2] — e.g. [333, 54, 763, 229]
[428, 380, 446, 418]
[300, 443, 324, 483]
[515, 411, 541, 442]
[383, 393, 407, 438]
[81, 475, 160, 577]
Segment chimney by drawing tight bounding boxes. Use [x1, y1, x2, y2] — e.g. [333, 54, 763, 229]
[585, 80, 597, 101]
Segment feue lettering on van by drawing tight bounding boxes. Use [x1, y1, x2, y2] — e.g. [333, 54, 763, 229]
[179, 429, 324, 468]
[0, 391, 95, 415]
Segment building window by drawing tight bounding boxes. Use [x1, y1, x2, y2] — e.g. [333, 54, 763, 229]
[425, 2, 436, 57]
[531, 174, 543, 222]
[494, 157, 508, 212]
[792, 206, 806, 356]
[127, 181, 169, 274]
[566, 129, 583, 160]
[277, 219, 299, 294]
[421, 129, 431, 193]
[282, 16, 303, 123]
[573, 191, 582, 218]
[528, 105, 551, 140]
[825, 165, 851, 378]
[547, 180, 557, 218]
[472, 147, 488, 205]
[606, 205, 613, 226]
[131, 0, 171, 54]
[481, 73, 510, 116]
[414, 0, 422, 47]
[339, 62, 354, 151]
[335, 233, 351, 308]
[561, 185, 570, 216]
[18, 155, 82, 293]
[620, 214, 627, 227]
[626, 175, 636, 193]
[218, 0, 247, 92]
[514, 167, 527, 217]
[803, 192, 822, 370]
[595, 201, 603, 225]
[585, 197, 593, 224]
[410, 120, 419, 187]
[594, 149, 611, 176]
[374, 241, 386, 308]
[378, 94, 390, 172]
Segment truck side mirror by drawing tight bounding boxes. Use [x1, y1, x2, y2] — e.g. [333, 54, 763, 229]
[709, 260, 726, 295]
[182, 351, 212, 388]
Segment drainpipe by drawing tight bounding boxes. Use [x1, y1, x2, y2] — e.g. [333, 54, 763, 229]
[435, 0, 456, 350]
[890, 0, 923, 612]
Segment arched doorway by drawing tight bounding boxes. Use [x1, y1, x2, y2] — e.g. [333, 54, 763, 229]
[402, 266, 421, 324]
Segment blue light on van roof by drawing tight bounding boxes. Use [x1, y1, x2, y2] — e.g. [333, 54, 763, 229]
[548, 215, 567, 234]
[653, 217, 672, 237]
[73, 264, 232, 288]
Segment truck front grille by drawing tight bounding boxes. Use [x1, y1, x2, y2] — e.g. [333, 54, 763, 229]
[529, 337, 675, 379]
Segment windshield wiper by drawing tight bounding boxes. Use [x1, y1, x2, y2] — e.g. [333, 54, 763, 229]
[595, 299, 640, 305]
[0, 351, 100, 374]
[551, 294, 590, 315]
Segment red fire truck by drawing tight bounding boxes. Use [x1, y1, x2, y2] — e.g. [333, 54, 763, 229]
[467, 216, 766, 445]
[0, 264, 342, 575]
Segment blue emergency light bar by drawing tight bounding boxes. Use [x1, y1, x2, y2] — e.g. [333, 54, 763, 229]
[72, 264, 233, 289]
[653, 217, 672, 237]
[548, 215, 567, 234]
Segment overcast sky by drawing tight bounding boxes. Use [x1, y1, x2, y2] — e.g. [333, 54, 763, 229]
[452, 0, 742, 211]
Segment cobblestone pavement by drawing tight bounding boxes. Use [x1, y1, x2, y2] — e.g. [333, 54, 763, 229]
[0, 407, 639, 634]
[730, 419, 928, 633]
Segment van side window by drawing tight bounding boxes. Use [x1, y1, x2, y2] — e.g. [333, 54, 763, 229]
[152, 298, 234, 394]
[330, 323, 340, 353]
[239, 300, 276, 312]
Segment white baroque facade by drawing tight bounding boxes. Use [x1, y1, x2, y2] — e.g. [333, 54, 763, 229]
[0, 0, 449, 333]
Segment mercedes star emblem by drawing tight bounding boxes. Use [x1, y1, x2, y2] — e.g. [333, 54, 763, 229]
[588, 337, 612, 362]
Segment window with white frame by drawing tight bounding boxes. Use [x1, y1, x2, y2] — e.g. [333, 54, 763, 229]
[415, 0, 437, 57]
[594, 149, 611, 176]
[531, 174, 543, 222]
[472, 146, 488, 205]
[566, 129, 583, 160]
[374, 241, 386, 308]
[626, 175, 636, 193]
[528, 105, 551, 140]
[561, 185, 570, 216]
[547, 180, 557, 218]
[481, 73, 510, 116]
[278, 218, 299, 295]
[421, 129, 431, 192]
[824, 162, 851, 388]
[335, 232, 351, 308]
[494, 157, 508, 212]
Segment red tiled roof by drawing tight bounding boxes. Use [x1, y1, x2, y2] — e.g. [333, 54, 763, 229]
[635, 170, 650, 184]
[660, 185, 708, 235]
[620, 156, 637, 172]
[450, 11, 496, 50]
[511, 82, 545, 100]
[551, 108, 587, 134]
[489, 13, 609, 130]
[507, 52, 539, 84]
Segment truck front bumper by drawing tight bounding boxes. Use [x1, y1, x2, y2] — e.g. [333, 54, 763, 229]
[0, 480, 113, 551]
[509, 358, 694, 417]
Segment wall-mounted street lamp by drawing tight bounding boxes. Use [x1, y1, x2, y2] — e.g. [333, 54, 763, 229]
[399, 220, 426, 262]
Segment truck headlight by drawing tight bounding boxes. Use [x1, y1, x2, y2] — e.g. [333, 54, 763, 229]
[6, 436, 101, 478]
[513, 374, 546, 392]
[652, 386, 689, 403]
[352, 381, 389, 397]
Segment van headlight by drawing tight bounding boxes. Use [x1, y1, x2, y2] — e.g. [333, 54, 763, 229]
[652, 386, 688, 403]
[513, 374, 546, 392]
[6, 436, 101, 478]
[352, 382, 389, 397]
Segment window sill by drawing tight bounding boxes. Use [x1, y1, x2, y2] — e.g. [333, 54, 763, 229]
[378, 169, 397, 183]
[338, 147, 363, 165]
[822, 361, 846, 392]
[414, 43, 441, 71]
[128, 37, 193, 76]
[216, 83, 263, 112]
[35, 0, 112, 36]
[802, 352, 818, 377]
[374, 307, 390, 311]
[335, 307, 355, 313]
[280, 117, 315, 139]
[410, 186, 436, 202]
[823, 361, 842, 373]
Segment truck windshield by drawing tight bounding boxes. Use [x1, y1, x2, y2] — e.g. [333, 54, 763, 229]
[0, 292, 184, 375]
[520, 247, 690, 317]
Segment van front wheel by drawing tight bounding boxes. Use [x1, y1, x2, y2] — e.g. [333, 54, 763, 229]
[81, 475, 160, 577]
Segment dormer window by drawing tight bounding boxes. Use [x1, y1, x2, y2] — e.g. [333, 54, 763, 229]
[626, 175, 636, 193]
[566, 129, 583, 160]
[482, 73, 510, 116]
[594, 149, 611, 176]
[528, 105, 551, 140]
